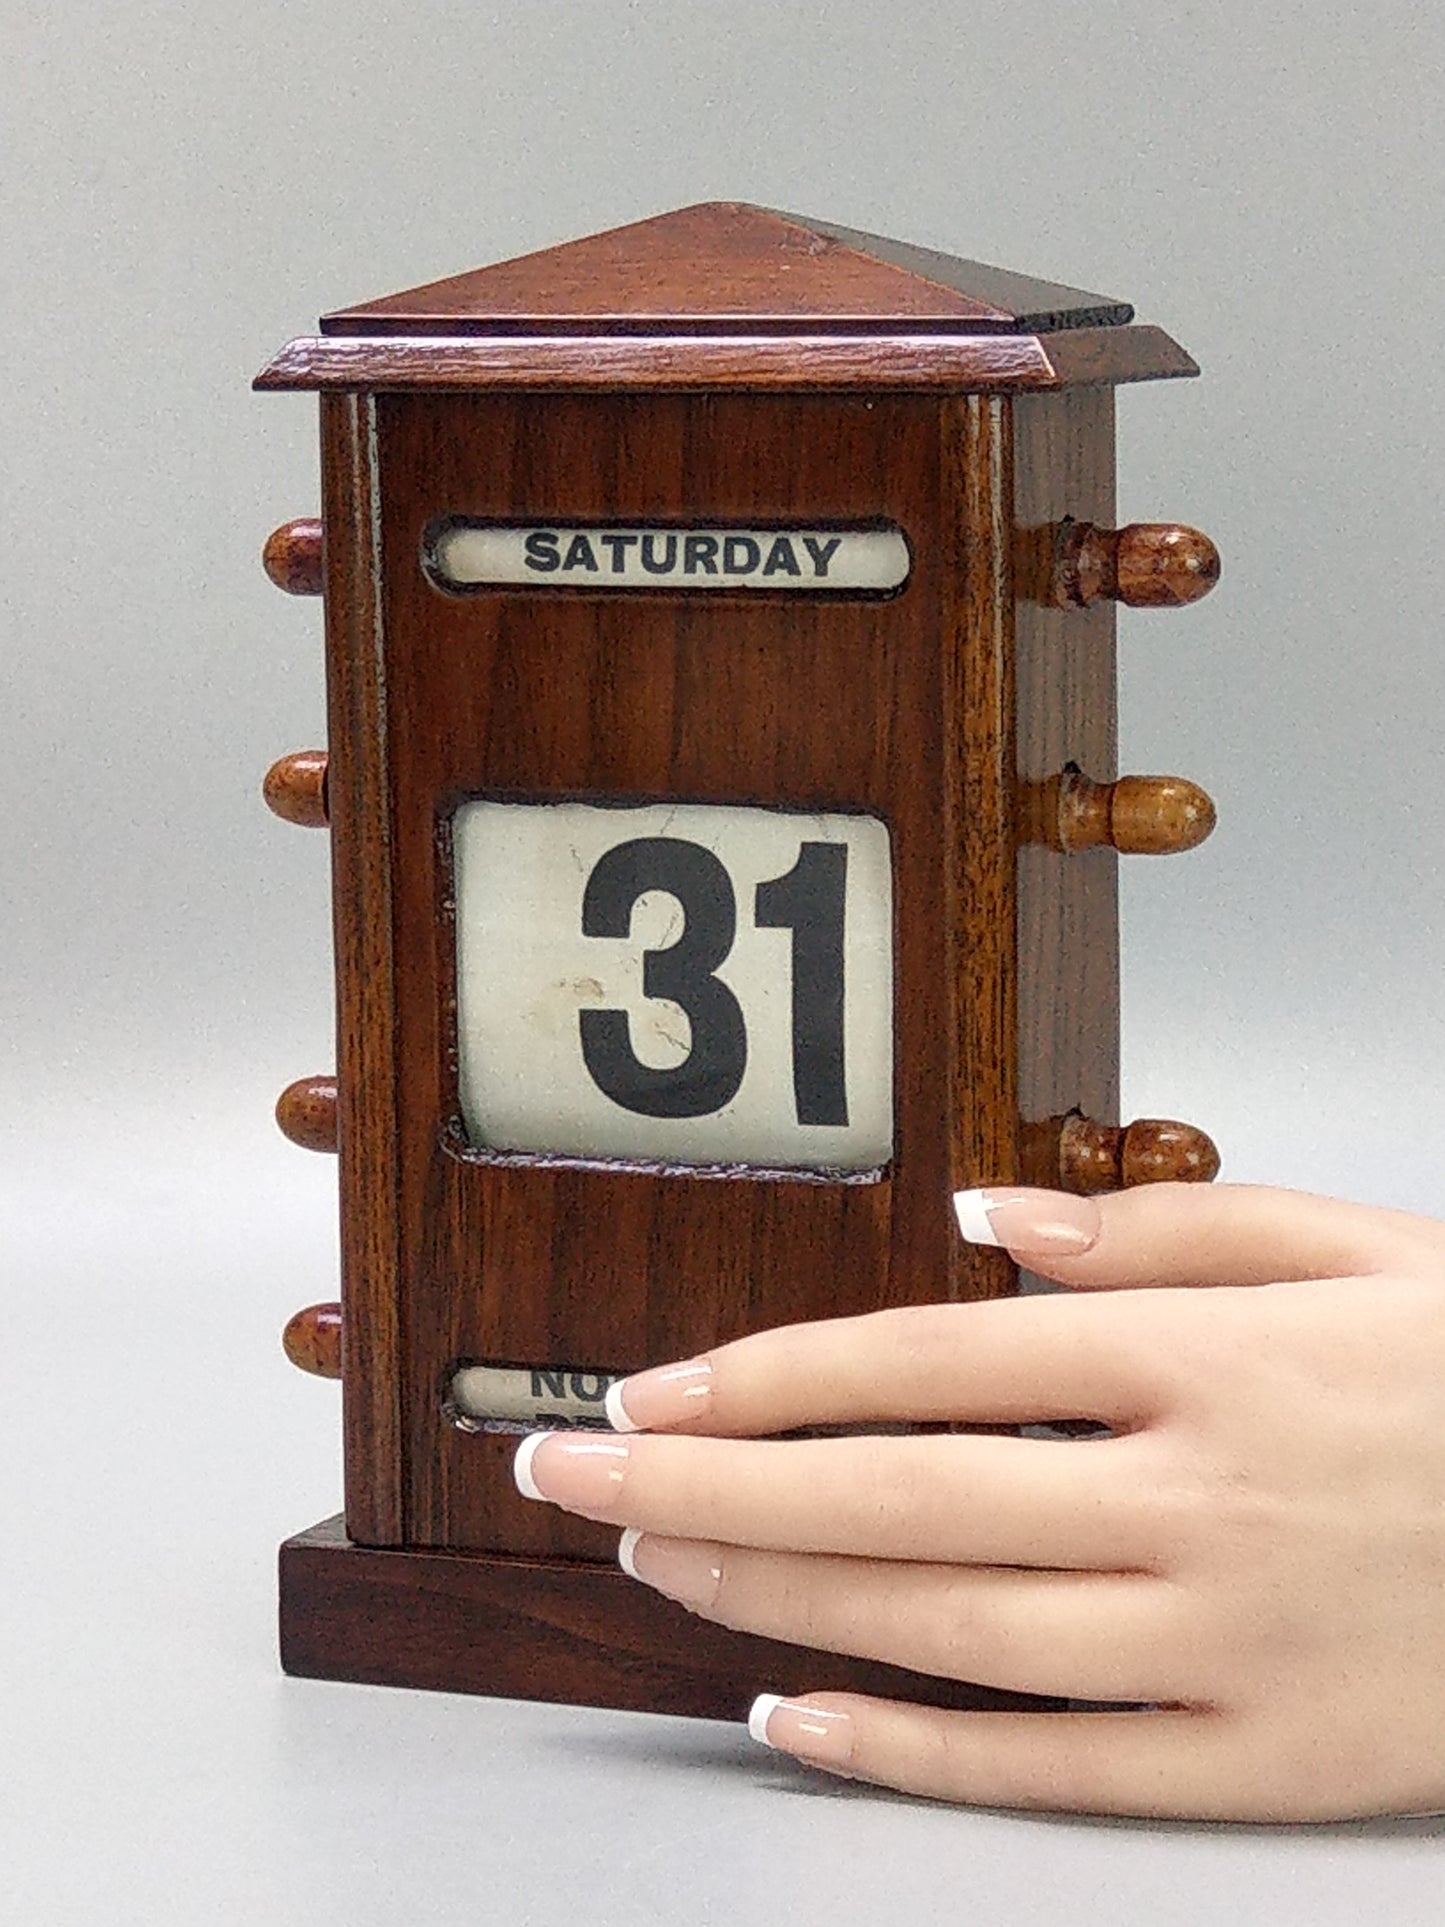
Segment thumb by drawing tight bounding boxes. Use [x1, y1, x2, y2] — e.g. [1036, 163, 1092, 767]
[953, 1180, 1445, 1291]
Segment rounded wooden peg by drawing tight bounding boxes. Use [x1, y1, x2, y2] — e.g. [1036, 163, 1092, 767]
[1060, 1114, 1221, 1194]
[283, 1303, 341, 1379]
[262, 749, 329, 828]
[1057, 520, 1220, 609]
[276, 1075, 339, 1152]
[1108, 775, 1215, 854]
[262, 517, 324, 595]
[1055, 769, 1216, 855]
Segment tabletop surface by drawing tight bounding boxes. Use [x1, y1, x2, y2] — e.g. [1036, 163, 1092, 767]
[6, 1122, 1444, 1927]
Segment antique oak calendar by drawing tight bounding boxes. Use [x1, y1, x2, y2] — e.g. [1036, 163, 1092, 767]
[256, 203, 1221, 1717]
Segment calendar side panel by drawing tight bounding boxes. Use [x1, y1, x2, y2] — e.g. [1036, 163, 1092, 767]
[320, 393, 408, 1546]
[1012, 388, 1120, 1180]
[369, 389, 984, 1554]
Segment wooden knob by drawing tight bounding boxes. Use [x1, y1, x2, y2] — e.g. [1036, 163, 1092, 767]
[1039, 768, 1216, 855]
[1055, 520, 1220, 609]
[1060, 1115, 1220, 1194]
[263, 750, 329, 828]
[276, 1075, 338, 1152]
[283, 1303, 341, 1378]
[263, 518, 324, 595]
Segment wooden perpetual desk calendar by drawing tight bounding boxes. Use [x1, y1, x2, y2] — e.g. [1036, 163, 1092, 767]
[256, 203, 1222, 1721]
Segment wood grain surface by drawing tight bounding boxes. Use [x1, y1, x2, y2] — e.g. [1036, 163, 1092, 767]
[282, 1305, 342, 1379]
[319, 201, 1131, 337]
[319, 394, 406, 1545]
[1012, 388, 1120, 1191]
[344, 389, 1021, 1555]
[274, 1074, 339, 1152]
[261, 517, 324, 595]
[1063, 771, 1216, 855]
[266, 206, 1215, 1710]
[1060, 1115, 1221, 1192]
[280, 1515, 1070, 1718]
[1057, 519, 1220, 608]
[1021, 768, 1217, 855]
[255, 326, 1196, 396]
[261, 749, 329, 827]
[308, 380, 1192, 1565]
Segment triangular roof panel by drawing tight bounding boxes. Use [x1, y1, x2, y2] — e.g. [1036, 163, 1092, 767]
[320, 202, 1132, 338]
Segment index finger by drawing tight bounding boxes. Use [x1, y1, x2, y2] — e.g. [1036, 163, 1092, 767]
[606, 1293, 1168, 1437]
[967, 1181, 1445, 1292]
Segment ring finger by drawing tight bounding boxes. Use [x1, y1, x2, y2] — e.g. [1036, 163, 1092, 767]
[622, 1533, 1202, 1704]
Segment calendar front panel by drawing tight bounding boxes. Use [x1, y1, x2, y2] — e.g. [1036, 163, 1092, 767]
[359, 388, 1010, 1552]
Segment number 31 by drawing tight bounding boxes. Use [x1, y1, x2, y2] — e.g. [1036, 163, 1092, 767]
[579, 837, 848, 1127]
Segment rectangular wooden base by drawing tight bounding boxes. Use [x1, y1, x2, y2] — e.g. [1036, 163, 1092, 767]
[280, 1516, 1066, 1722]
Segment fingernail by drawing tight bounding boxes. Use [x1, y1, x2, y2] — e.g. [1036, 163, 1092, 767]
[748, 1695, 856, 1768]
[606, 1356, 713, 1432]
[512, 1431, 631, 1513]
[952, 1186, 1102, 1257]
[618, 1531, 724, 1610]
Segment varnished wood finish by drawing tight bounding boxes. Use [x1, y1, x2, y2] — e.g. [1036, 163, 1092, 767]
[1077, 773, 1215, 854]
[1019, 1114, 1221, 1191]
[262, 518, 324, 595]
[322, 202, 1130, 337]
[283, 1305, 342, 1378]
[254, 326, 1197, 397]
[280, 1516, 1068, 1718]
[275, 1075, 339, 1152]
[320, 393, 406, 1545]
[262, 750, 329, 828]
[946, 394, 1019, 1261]
[260, 208, 1218, 1709]
[1012, 401, 1218, 1213]
[1055, 520, 1220, 608]
[1059, 1114, 1221, 1192]
[1023, 768, 1216, 855]
[356, 389, 1021, 1557]
[1013, 388, 1120, 1209]
[770, 211, 1132, 333]
[257, 331, 1051, 393]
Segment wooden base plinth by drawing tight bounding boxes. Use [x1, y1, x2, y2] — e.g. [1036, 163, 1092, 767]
[280, 1516, 1066, 1722]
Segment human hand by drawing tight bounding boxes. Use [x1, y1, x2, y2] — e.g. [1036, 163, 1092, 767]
[512, 1183, 1445, 1822]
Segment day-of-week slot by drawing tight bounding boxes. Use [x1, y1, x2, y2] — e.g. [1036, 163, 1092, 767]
[448, 1361, 626, 1433]
[426, 521, 911, 593]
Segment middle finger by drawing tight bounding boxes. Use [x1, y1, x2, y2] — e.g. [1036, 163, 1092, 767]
[515, 1428, 1169, 1571]
[621, 1535, 1197, 1703]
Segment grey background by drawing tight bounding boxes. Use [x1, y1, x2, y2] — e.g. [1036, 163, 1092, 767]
[4, 2, 1444, 1921]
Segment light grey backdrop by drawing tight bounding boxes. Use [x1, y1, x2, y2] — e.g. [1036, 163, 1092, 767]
[4, 4, 1443, 1923]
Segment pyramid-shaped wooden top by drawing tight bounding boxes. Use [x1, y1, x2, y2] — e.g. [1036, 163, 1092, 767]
[320, 203, 1134, 338]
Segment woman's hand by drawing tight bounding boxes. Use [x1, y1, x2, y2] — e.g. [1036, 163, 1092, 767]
[512, 1182, 1445, 1822]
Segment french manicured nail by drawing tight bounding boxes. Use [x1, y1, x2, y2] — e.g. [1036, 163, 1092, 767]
[617, 1530, 724, 1610]
[606, 1356, 713, 1432]
[513, 1431, 631, 1512]
[952, 1186, 1102, 1257]
[748, 1695, 857, 1768]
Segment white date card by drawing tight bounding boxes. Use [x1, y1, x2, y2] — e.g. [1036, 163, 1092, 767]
[453, 799, 894, 1172]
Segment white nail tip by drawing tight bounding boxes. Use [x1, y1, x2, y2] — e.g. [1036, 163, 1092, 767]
[512, 1431, 550, 1501]
[748, 1693, 785, 1747]
[617, 1526, 643, 1580]
[952, 1187, 1001, 1245]
[606, 1380, 638, 1432]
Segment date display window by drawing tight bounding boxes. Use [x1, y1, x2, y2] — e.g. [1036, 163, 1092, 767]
[452, 799, 893, 1174]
